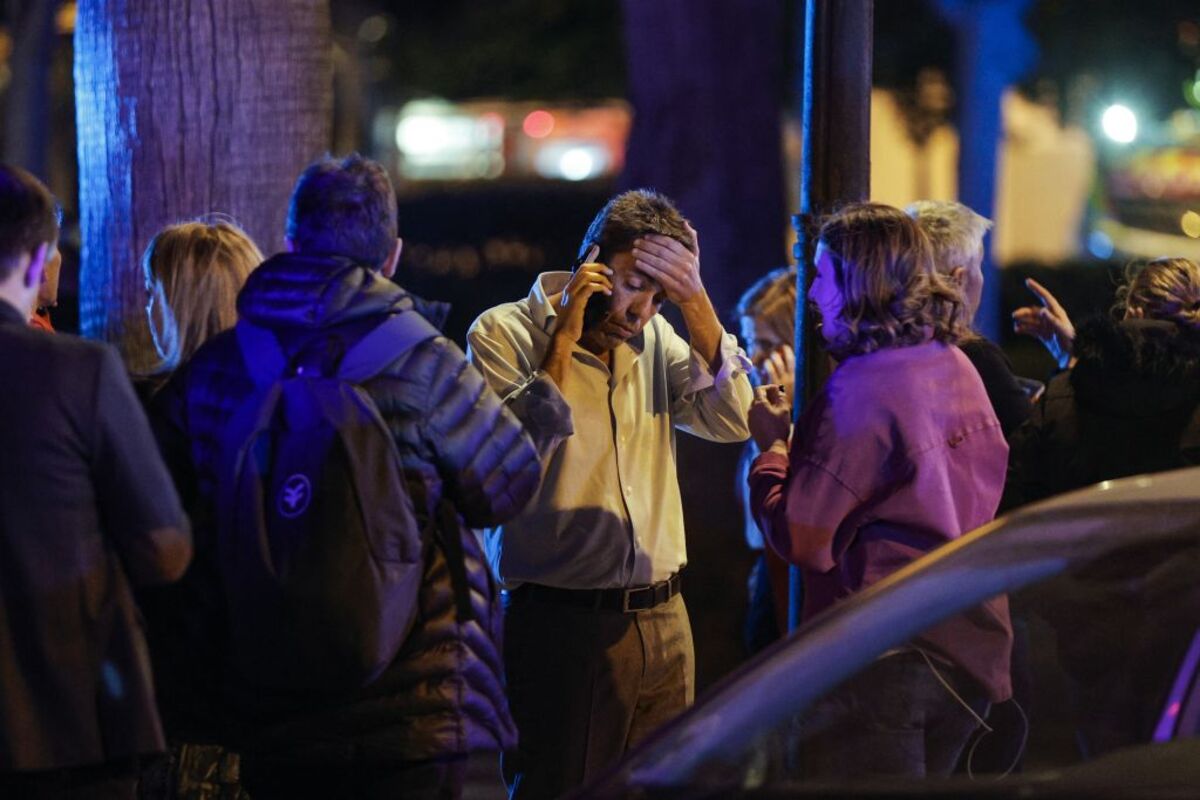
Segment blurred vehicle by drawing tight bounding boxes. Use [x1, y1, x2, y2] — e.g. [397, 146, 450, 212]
[580, 467, 1200, 799]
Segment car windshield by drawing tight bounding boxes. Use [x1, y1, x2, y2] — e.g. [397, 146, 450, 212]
[716, 538, 1200, 794]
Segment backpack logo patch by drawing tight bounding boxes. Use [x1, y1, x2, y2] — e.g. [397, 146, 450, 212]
[278, 474, 312, 518]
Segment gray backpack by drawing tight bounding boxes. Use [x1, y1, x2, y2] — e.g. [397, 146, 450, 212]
[216, 312, 438, 692]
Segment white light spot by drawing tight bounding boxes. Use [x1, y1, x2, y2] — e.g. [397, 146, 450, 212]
[1101, 104, 1138, 144]
[559, 147, 597, 181]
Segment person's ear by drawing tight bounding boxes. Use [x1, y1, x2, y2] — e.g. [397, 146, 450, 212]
[381, 238, 402, 279]
[23, 243, 48, 290]
[949, 266, 967, 287]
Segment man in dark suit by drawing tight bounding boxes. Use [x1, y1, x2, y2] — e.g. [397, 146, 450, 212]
[0, 163, 191, 799]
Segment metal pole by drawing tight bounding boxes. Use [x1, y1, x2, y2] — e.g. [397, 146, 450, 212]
[789, 0, 873, 631]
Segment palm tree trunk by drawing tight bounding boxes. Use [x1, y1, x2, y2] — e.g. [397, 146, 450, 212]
[75, 0, 332, 370]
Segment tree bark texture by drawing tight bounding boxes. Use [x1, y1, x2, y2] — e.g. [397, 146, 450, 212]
[619, 0, 787, 320]
[75, 0, 332, 369]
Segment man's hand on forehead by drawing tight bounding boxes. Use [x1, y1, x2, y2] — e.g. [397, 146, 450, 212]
[631, 221, 704, 305]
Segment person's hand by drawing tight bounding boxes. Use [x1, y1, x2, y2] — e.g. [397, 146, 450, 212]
[631, 222, 704, 305]
[1012, 277, 1075, 370]
[554, 245, 611, 345]
[748, 383, 792, 452]
[759, 344, 795, 391]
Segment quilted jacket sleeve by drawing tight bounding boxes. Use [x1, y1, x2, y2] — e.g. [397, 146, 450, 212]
[415, 336, 541, 527]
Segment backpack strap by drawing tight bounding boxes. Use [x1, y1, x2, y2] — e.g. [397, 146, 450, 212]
[236, 321, 289, 388]
[432, 499, 476, 624]
[235, 311, 439, 388]
[338, 311, 440, 383]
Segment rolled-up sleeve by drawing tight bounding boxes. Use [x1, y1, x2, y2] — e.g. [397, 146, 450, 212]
[663, 325, 753, 443]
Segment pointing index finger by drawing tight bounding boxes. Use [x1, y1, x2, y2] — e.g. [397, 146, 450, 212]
[1025, 278, 1063, 314]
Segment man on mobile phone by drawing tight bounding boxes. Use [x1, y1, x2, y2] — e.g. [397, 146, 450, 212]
[468, 189, 753, 799]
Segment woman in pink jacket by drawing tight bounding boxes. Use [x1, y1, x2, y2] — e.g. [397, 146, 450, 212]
[747, 203, 1012, 779]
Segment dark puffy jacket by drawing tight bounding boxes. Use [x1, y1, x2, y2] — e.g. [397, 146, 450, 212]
[1005, 316, 1200, 510]
[152, 253, 539, 762]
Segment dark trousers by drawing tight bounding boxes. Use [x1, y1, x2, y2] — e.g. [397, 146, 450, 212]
[0, 758, 139, 800]
[502, 591, 694, 800]
[799, 651, 988, 779]
[239, 755, 465, 800]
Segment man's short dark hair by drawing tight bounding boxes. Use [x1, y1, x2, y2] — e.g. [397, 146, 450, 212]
[578, 189, 694, 264]
[285, 154, 398, 270]
[0, 164, 60, 279]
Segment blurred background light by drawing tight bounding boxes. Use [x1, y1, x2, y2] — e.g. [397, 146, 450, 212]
[1102, 104, 1138, 144]
[1087, 229, 1115, 259]
[534, 140, 608, 181]
[522, 109, 555, 139]
[394, 99, 504, 180]
[357, 15, 388, 44]
[1182, 210, 1200, 239]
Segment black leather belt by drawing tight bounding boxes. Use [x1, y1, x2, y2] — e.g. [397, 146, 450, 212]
[516, 573, 682, 613]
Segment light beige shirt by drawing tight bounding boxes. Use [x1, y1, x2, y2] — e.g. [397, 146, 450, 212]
[467, 272, 753, 589]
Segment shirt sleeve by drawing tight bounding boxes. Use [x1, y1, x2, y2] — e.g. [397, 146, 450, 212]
[748, 449, 863, 573]
[91, 346, 192, 584]
[660, 321, 754, 443]
[467, 314, 573, 460]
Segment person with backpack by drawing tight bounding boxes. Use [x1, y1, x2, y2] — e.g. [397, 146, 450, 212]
[153, 154, 541, 800]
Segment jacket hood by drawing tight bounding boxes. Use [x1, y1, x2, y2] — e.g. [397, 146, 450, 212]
[1070, 316, 1200, 417]
[238, 253, 450, 331]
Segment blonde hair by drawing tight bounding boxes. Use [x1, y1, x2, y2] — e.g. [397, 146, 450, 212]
[904, 200, 993, 275]
[1116, 257, 1200, 332]
[144, 218, 263, 371]
[735, 266, 797, 347]
[818, 202, 968, 360]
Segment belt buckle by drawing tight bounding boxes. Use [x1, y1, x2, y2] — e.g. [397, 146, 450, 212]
[621, 587, 636, 613]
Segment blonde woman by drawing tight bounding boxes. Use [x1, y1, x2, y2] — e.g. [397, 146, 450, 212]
[142, 217, 263, 388]
[747, 203, 1012, 778]
[136, 217, 260, 800]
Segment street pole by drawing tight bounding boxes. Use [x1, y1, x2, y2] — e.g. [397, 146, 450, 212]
[790, 0, 873, 631]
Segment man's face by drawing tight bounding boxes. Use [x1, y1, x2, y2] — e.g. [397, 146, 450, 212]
[578, 249, 665, 354]
[808, 243, 846, 345]
[37, 244, 62, 309]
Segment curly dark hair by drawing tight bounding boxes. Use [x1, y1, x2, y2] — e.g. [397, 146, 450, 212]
[578, 189, 694, 264]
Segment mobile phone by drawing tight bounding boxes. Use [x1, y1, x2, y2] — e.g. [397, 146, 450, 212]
[571, 251, 611, 331]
